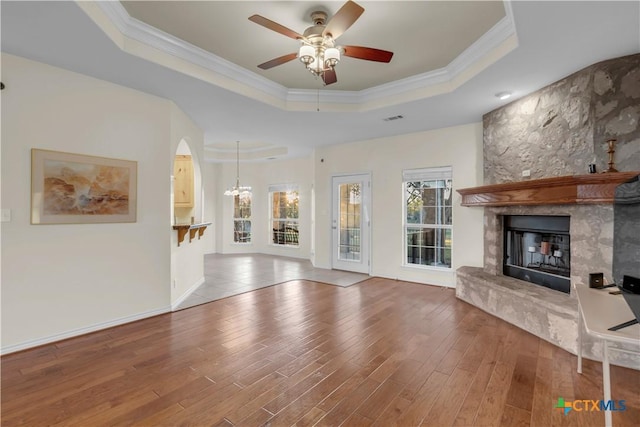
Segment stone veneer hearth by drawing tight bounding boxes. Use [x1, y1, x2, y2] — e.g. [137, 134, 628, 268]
[457, 53, 640, 369]
[456, 266, 578, 351]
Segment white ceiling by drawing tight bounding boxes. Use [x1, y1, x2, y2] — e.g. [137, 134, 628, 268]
[1, 1, 639, 162]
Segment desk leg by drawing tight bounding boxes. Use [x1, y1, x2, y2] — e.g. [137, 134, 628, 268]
[603, 340, 612, 427]
[577, 310, 583, 374]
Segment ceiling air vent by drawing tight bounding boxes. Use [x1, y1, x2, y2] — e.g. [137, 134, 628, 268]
[383, 115, 404, 122]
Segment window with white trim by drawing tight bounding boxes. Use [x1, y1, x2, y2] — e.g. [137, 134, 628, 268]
[269, 184, 299, 246]
[403, 166, 452, 268]
[233, 193, 251, 243]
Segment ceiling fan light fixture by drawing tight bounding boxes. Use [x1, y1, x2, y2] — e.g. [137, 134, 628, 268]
[298, 45, 315, 65]
[249, 1, 393, 86]
[324, 47, 340, 68]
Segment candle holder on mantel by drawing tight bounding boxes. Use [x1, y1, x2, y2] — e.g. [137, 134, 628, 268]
[603, 138, 619, 173]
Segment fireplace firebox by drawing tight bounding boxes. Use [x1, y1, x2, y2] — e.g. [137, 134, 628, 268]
[503, 215, 570, 293]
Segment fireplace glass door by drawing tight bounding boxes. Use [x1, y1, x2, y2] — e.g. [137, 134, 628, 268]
[503, 215, 570, 293]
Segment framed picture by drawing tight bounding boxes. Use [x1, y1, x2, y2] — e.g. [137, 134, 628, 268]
[31, 149, 137, 224]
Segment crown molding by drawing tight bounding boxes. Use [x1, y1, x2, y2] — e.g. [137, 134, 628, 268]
[95, 1, 288, 101]
[361, 2, 517, 104]
[448, 1, 516, 77]
[90, 0, 517, 110]
[360, 67, 452, 103]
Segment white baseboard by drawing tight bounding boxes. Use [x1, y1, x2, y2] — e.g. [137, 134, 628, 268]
[171, 277, 205, 311]
[1, 305, 171, 355]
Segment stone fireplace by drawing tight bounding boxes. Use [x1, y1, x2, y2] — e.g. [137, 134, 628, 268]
[456, 176, 639, 368]
[455, 53, 640, 368]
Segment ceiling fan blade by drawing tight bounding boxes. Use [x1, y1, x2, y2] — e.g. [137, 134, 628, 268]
[249, 15, 304, 40]
[323, 1, 365, 40]
[342, 46, 394, 63]
[257, 53, 298, 70]
[323, 68, 337, 85]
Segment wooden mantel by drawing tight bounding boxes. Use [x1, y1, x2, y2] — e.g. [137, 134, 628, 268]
[458, 172, 639, 207]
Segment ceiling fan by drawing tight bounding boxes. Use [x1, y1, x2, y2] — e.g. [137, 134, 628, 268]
[249, 0, 393, 85]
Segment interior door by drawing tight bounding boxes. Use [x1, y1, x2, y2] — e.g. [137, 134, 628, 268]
[332, 174, 371, 274]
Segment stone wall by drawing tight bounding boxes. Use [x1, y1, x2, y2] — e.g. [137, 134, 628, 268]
[484, 53, 640, 184]
[613, 178, 640, 285]
[594, 56, 640, 173]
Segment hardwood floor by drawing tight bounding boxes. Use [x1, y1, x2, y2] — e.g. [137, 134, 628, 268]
[2, 278, 639, 426]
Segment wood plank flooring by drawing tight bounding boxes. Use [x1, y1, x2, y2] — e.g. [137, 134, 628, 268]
[2, 278, 639, 426]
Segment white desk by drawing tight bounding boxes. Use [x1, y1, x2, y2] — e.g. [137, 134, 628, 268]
[575, 285, 640, 427]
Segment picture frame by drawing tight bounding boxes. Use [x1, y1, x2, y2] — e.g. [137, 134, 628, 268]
[31, 149, 137, 224]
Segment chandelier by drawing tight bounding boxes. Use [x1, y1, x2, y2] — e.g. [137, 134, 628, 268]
[223, 141, 251, 197]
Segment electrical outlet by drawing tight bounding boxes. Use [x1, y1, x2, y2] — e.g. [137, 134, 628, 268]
[1, 209, 11, 222]
[522, 169, 531, 177]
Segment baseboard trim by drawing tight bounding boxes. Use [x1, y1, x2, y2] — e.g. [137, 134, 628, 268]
[1, 305, 171, 355]
[171, 277, 205, 311]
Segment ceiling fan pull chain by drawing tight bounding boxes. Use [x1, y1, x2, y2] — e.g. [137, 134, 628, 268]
[317, 88, 320, 112]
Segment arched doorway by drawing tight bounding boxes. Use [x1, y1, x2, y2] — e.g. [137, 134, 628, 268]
[170, 138, 208, 309]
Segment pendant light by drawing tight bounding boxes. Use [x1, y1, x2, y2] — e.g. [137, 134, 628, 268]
[224, 141, 251, 197]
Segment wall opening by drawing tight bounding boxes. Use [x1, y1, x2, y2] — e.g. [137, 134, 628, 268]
[173, 139, 195, 225]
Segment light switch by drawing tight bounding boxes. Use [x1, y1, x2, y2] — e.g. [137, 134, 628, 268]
[1, 209, 11, 222]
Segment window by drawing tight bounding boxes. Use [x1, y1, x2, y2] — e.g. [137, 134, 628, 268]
[233, 193, 251, 243]
[338, 183, 361, 260]
[270, 185, 299, 246]
[403, 167, 452, 268]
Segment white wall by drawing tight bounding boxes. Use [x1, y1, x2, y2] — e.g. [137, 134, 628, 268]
[0, 54, 203, 352]
[217, 156, 313, 259]
[313, 123, 485, 287]
[201, 161, 218, 255]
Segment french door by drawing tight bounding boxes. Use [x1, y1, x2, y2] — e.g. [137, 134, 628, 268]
[331, 174, 371, 274]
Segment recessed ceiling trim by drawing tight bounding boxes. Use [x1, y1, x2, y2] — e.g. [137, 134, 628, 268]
[361, 68, 451, 102]
[448, 0, 516, 77]
[91, 1, 288, 101]
[83, 1, 517, 112]
[205, 145, 288, 162]
[286, 88, 362, 104]
[360, 5, 517, 104]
